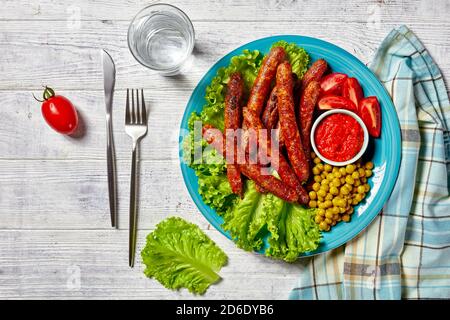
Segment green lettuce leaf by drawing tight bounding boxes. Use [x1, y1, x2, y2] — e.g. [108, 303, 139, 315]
[265, 197, 321, 262]
[272, 40, 310, 78]
[182, 130, 236, 216]
[198, 173, 236, 216]
[222, 180, 267, 251]
[196, 49, 263, 131]
[223, 180, 320, 258]
[141, 217, 228, 295]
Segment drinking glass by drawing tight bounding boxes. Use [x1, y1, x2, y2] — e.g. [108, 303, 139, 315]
[127, 3, 195, 76]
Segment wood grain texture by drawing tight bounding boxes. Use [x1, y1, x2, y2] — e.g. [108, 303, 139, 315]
[0, 159, 204, 230]
[0, 229, 310, 299]
[1, 0, 448, 23]
[0, 91, 187, 160]
[0, 21, 448, 90]
[0, 0, 448, 299]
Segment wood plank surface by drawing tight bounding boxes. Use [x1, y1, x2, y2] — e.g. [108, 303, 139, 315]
[1, 0, 448, 23]
[0, 229, 311, 299]
[0, 21, 448, 90]
[0, 0, 448, 299]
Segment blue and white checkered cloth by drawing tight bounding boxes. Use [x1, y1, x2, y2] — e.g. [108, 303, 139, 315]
[290, 25, 450, 300]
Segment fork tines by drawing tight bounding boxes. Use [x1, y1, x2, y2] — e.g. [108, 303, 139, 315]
[126, 89, 147, 125]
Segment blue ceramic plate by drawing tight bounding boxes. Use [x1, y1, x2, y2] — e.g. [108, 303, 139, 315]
[179, 35, 401, 256]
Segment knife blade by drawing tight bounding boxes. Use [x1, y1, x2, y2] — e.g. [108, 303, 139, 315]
[102, 49, 118, 228]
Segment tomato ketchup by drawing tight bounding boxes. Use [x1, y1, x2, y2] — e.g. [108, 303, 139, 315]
[314, 113, 364, 162]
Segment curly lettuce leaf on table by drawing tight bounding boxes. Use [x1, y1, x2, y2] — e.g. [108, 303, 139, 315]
[183, 42, 320, 261]
[141, 217, 227, 294]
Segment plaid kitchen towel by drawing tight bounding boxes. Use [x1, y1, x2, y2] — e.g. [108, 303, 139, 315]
[290, 25, 450, 300]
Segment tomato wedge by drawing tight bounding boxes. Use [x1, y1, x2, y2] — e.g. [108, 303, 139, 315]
[359, 96, 381, 138]
[320, 73, 348, 96]
[342, 77, 363, 108]
[317, 95, 357, 112]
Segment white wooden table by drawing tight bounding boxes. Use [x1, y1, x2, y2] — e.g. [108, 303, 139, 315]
[0, 0, 448, 299]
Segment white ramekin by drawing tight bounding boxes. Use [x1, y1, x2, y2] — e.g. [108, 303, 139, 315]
[310, 109, 369, 167]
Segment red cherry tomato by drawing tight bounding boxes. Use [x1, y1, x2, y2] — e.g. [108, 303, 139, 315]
[342, 77, 364, 108]
[320, 73, 348, 96]
[359, 96, 381, 138]
[36, 87, 78, 135]
[317, 95, 358, 112]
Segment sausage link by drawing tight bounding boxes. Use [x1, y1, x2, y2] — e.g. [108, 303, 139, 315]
[245, 119, 267, 194]
[241, 116, 267, 194]
[275, 120, 284, 148]
[242, 108, 271, 165]
[225, 72, 244, 197]
[243, 108, 309, 204]
[299, 80, 321, 158]
[203, 123, 267, 194]
[261, 87, 278, 130]
[254, 184, 268, 194]
[276, 61, 310, 183]
[202, 125, 298, 203]
[247, 47, 286, 116]
[276, 153, 310, 204]
[301, 59, 328, 89]
[244, 47, 286, 166]
[292, 73, 302, 109]
[238, 164, 299, 203]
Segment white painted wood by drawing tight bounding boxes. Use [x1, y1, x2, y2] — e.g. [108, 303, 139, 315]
[0, 20, 448, 90]
[0, 229, 310, 299]
[1, 0, 448, 23]
[0, 0, 448, 299]
[0, 91, 188, 160]
[0, 159, 206, 230]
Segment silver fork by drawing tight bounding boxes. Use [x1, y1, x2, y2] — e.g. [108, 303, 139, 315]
[125, 89, 148, 268]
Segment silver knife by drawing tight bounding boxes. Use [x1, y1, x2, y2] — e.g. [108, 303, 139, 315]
[102, 49, 118, 228]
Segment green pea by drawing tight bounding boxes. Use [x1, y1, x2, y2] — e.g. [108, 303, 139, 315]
[345, 164, 355, 174]
[365, 162, 374, 170]
[319, 221, 329, 231]
[332, 178, 341, 187]
[315, 215, 323, 224]
[345, 175, 355, 185]
[330, 186, 339, 195]
[325, 210, 334, 219]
